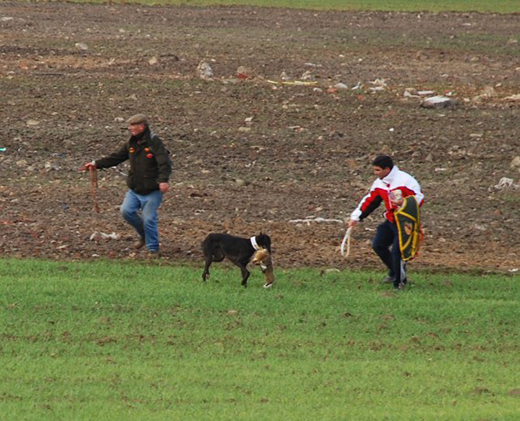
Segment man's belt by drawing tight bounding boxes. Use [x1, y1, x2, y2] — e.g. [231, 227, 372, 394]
[394, 195, 422, 261]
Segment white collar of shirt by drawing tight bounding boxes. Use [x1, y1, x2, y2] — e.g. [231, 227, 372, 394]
[382, 165, 399, 185]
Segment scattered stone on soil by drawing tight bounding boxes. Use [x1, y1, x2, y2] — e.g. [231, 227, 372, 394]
[196, 60, 214, 79]
[421, 96, 458, 109]
[0, 3, 519, 273]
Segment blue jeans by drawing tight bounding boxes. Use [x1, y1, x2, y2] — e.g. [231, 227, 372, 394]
[372, 220, 406, 287]
[120, 189, 163, 252]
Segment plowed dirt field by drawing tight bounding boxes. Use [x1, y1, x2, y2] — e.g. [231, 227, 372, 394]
[1, 2, 519, 275]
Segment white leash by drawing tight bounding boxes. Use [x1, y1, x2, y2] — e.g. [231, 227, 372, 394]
[340, 227, 353, 258]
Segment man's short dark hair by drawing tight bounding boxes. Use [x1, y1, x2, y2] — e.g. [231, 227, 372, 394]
[372, 155, 393, 170]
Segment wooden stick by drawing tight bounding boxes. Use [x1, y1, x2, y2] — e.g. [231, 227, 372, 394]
[89, 166, 100, 213]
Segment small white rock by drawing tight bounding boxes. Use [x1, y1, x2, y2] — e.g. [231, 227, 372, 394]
[421, 96, 457, 109]
[75, 42, 88, 51]
[196, 60, 214, 80]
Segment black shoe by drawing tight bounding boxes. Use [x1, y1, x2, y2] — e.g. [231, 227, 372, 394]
[382, 276, 395, 284]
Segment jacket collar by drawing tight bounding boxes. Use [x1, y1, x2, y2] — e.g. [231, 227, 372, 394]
[130, 127, 151, 146]
[381, 165, 399, 184]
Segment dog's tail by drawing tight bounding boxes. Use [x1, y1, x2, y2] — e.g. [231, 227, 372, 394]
[202, 234, 225, 262]
[201, 236, 210, 253]
[202, 235, 217, 258]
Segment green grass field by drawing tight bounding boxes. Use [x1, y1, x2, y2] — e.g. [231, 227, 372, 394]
[69, 0, 520, 13]
[1, 258, 519, 420]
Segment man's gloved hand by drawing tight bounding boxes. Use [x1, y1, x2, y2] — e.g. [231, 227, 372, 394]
[389, 190, 404, 207]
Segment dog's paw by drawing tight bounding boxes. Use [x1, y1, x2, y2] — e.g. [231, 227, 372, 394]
[263, 283, 274, 289]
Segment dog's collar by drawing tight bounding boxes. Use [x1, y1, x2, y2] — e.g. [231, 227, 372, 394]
[250, 236, 261, 251]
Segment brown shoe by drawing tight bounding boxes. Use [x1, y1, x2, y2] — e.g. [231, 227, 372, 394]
[134, 237, 145, 250]
[147, 250, 160, 260]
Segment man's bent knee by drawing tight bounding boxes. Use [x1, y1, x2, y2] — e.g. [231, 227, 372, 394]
[121, 208, 138, 220]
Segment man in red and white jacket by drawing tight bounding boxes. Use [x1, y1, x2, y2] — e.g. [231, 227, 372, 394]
[348, 155, 424, 290]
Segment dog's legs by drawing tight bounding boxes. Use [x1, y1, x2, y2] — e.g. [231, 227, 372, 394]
[238, 263, 250, 288]
[202, 258, 212, 282]
[201, 237, 213, 282]
[202, 249, 226, 282]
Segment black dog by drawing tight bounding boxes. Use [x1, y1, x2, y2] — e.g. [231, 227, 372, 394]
[201, 233, 272, 287]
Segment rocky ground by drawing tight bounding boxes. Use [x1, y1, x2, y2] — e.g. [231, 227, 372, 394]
[1, 2, 519, 276]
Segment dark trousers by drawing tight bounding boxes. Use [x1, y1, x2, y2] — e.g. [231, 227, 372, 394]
[372, 220, 406, 287]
